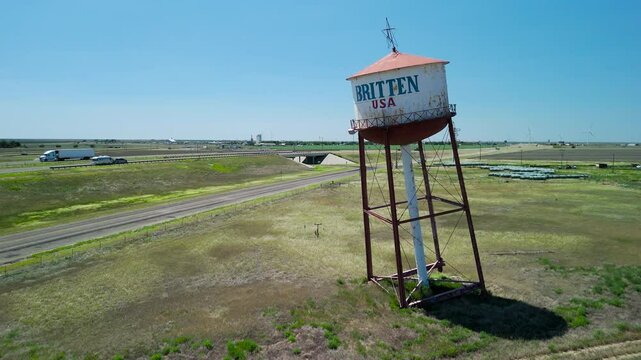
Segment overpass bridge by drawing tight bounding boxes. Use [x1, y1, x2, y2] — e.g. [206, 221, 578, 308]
[276, 151, 332, 165]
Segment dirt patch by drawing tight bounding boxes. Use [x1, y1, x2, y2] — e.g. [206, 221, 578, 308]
[227, 219, 284, 239]
[258, 326, 352, 360]
[207, 241, 250, 260]
[30, 280, 330, 358]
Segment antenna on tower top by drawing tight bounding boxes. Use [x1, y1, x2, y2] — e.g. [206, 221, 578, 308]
[382, 17, 398, 53]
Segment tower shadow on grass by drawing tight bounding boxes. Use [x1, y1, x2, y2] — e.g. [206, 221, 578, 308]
[422, 293, 568, 340]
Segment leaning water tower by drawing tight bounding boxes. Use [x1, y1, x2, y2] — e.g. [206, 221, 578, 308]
[347, 20, 485, 308]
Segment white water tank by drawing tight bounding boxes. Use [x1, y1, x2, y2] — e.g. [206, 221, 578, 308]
[347, 51, 455, 145]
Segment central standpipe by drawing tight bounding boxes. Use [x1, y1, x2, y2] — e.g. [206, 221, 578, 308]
[400, 144, 429, 286]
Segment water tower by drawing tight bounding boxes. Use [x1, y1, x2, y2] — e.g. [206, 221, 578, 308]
[347, 21, 485, 308]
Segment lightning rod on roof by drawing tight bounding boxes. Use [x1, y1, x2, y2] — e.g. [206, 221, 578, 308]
[382, 17, 398, 53]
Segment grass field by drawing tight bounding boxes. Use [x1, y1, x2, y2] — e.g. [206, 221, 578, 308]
[0, 155, 331, 234]
[335, 144, 507, 165]
[253, 142, 505, 152]
[483, 146, 641, 163]
[0, 161, 639, 359]
[0, 139, 509, 165]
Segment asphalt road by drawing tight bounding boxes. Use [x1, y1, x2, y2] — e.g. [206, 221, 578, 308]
[0, 169, 357, 264]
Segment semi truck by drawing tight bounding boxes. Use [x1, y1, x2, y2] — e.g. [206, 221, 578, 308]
[39, 148, 95, 162]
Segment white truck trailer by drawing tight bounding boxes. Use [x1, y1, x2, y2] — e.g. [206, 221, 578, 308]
[39, 148, 95, 162]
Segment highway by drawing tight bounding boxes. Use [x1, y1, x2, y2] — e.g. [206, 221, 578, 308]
[0, 169, 357, 264]
[0, 151, 332, 173]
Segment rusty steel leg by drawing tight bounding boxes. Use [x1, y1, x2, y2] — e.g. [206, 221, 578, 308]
[358, 133, 373, 280]
[447, 119, 486, 292]
[384, 136, 407, 308]
[417, 141, 443, 272]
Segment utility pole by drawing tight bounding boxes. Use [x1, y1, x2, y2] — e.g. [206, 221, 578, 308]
[520, 150, 523, 166]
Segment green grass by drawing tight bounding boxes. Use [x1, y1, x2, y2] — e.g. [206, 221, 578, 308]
[225, 339, 259, 360]
[562, 165, 641, 189]
[539, 258, 641, 303]
[320, 324, 341, 350]
[536, 259, 641, 335]
[0, 155, 350, 233]
[555, 304, 589, 328]
[256, 142, 506, 152]
[0, 162, 639, 359]
[141, 336, 215, 359]
[276, 285, 496, 359]
[0, 179, 330, 275]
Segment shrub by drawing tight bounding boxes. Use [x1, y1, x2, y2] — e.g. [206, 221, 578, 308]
[202, 339, 214, 350]
[318, 323, 341, 350]
[284, 329, 296, 342]
[225, 339, 260, 360]
[0, 140, 21, 148]
[555, 305, 589, 328]
[616, 322, 631, 332]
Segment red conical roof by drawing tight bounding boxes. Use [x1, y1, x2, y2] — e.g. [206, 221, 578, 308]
[347, 51, 448, 80]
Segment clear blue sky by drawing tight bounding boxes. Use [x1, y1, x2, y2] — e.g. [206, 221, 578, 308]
[1, 0, 640, 142]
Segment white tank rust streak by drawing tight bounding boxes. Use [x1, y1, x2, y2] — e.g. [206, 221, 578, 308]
[350, 63, 449, 126]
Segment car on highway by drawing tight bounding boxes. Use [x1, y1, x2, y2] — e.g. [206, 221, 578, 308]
[113, 157, 128, 164]
[91, 156, 114, 165]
